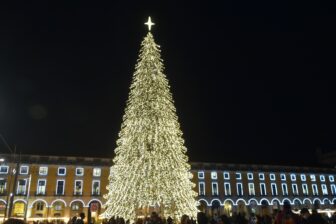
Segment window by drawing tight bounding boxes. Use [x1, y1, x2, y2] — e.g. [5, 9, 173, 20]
[321, 184, 328, 195]
[71, 203, 80, 211]
[320, 175, 325, 182]
[236, 172, 242, 180]
[310, 175, 316, 182]
[93, 168, 101, 177]
[302, 184, 309, 196]
[329, 175, 334, 182]
[271, 183, 277, 196]
[237, 183, 243, 196]
[300, 174, 306, 181]
[312, 184, 318, 196]
[39, 167, 48, 175]
[198, 171, 204, 179]
[74, 180, 83, 195]
[199, 182, 205, 196]
[76, 168, 84, 176]
[0, 166, 8, 174]
[292, 184, 298, 196]
[211, 171, 217, 180]
[290, 174, 296, 181]
[260, 183, 267, 196]
[247, 173, 253, 180]
[92, 180, 100, 195]
[248, 183, 255, 196]
[331, 184, 336, 195]
[223, 172, 230, 180]
[36, 202, 44, 211]
[58, 167, 66, 176]
[270, 173, 276, 181]
[56, 180, 65, 195]
[259, 173, 265, 180]
[282, 183, 288, 196]
[0, 179, 6, 194]
[19, 166, 29, 175]
[211, 182, 218, 196]
[280, 174, 286, 181]
[37, 179, 46, 195]
[17, 179, 27, 195]
[54, 202, 63, 211]
[224, 183, 231, 196]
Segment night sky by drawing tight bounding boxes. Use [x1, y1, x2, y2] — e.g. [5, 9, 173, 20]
[0, 1, 335, 166]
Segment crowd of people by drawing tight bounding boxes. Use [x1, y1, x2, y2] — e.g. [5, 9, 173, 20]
[98, 202, 336, 224]
[204, 201, 336, 224]
[202, 201, 336, 224]
[3, 204, 336, 224]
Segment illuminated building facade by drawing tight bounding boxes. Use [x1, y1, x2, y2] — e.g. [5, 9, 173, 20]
[193, 162, 336, 217]
[0, 154, 335, 223]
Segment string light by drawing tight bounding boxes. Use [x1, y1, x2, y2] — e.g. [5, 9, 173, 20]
[103, 23, 198, 222]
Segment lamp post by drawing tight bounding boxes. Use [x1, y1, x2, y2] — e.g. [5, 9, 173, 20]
[7, 157, 20, 218]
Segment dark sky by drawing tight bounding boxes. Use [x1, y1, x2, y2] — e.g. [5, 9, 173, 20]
[0, 1, 335, 166]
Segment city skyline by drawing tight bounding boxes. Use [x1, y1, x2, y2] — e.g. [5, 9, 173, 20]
[0, 1, 336, 166]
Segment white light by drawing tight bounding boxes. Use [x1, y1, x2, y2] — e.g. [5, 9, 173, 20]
[145, 16, 155, 31]
[0, 158, 4, 162]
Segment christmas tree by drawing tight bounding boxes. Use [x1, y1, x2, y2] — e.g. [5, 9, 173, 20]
[103, 17, 198, 222]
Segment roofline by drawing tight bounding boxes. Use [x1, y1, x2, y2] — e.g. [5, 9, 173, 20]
[0, 153, 334, 172]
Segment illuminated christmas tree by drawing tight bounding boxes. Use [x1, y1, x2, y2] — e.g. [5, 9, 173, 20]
[103, 17, 198, 222]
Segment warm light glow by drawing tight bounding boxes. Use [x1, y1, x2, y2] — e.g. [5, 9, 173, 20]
[103, 29, 198, 222]
[144, 16, 155, 31]
[27, 217, 68, 221]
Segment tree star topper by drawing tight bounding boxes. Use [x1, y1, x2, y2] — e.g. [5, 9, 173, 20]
[145, 16, 155, 31]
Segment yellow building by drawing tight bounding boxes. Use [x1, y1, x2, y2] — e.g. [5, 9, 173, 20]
[0, 154, 109, 223]
[0, 154, 335, 223]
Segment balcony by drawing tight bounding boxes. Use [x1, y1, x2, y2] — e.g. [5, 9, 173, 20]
[54, 191, 65, 196]
[35, 191, 46, 196]
[16, 192, 26, 196]
[73, 192, 83, 196]
[91, 192, 101, 196]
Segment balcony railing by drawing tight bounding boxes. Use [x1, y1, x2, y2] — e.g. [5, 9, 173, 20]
[73, 192, 83, 196]
[35, 191, 46, 196]
[16, 192, 26, 196]
[54, 191, 65, 196]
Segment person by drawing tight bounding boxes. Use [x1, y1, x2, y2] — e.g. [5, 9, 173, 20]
[307, 209, 327, 224]
[4, 219, 26, 224]
[75, 212, 86, 224]
[181, 215, 190, 224]
[331, 212, 336, 224]
[167, 217, 173, 224]
[274, 200, 300, 224]
[259, 206, 272, 224]
[236, 212, 247, 224]
[299, 208, 310, 224]
[68, 216, 77, 224]
[197, 212, 208, 224]
[219, 214, 231, 224]
[149, 212, 162, 224]
[248, 213, 257, 224]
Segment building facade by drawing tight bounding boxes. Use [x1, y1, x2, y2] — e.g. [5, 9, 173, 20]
[0, 154, 335, 223]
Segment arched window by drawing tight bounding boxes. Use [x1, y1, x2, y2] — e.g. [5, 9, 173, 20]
[36, 202, 44, 211]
